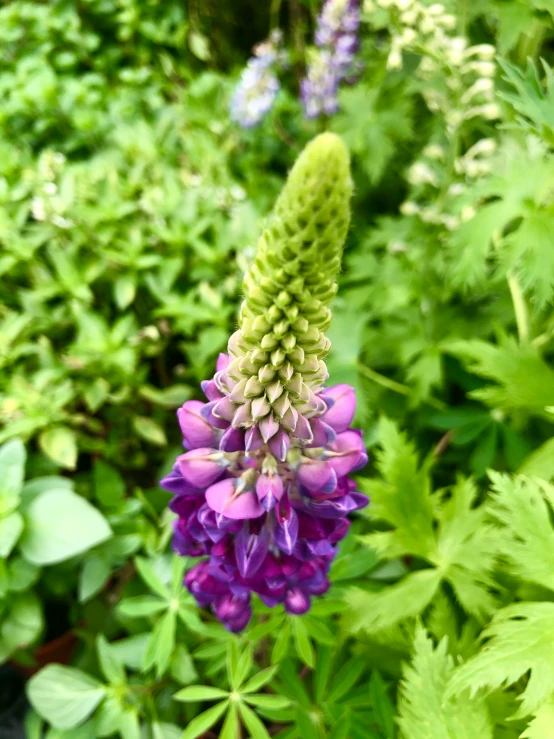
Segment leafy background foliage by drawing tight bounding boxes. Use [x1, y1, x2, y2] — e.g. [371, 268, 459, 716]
[2, 0, 554, 737]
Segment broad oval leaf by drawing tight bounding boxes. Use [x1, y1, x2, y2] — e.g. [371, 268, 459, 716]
[20, 489, 112, 565]
[27, 665, 106, 730]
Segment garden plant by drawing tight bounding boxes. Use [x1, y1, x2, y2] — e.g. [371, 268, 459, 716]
[2, 0, 554, 737]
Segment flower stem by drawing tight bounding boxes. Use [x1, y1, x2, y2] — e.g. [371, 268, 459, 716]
[356, 362, 446, 410]
[507, 272, 530, 344]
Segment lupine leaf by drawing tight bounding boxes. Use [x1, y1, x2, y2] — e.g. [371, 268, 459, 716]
[181, 701, 229, 739]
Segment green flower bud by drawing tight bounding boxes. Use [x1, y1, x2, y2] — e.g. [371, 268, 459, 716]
[227, 133, 352, 431]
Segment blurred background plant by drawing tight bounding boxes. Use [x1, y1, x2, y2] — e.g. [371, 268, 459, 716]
[2, 0, 554, 736]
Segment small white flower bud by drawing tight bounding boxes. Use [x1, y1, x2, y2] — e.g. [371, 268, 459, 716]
[400, 201, 420, 216]
[464, 44, 496, 60]
[408, 162, 439, 187]
[423, 144, 445, 160]
[387, 46, 403, 70]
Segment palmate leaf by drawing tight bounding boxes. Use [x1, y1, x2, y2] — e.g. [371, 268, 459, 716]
[499, 58, 554, 141]
[447, 338, 554, 410]
[447, 602, 554, 717]
[488, 473, 554, 592]
[398, 627, 493, 739]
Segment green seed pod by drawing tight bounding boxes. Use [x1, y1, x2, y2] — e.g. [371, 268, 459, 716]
[226, 133, 352, 432]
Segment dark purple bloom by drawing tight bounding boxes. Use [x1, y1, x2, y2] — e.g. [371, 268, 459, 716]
[162, 357, 367, 632]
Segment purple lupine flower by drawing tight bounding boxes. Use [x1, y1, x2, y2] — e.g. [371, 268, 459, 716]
[301, 0, 360, 118]
[230, 30, 286, 128]
[161, 354, 368, 632]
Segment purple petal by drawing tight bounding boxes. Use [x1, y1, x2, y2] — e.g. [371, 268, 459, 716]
[259, 413, 279, 442]
[206, 479, 264, 520]
[213, 396, 236, 422]
[245, 426, 264, 452]
[219, 426, 245, 452]
[321, 384, 356, 433]
[161, 467, 203, 496]
[291, 413, 313, 442]
[297, 459, 337, 494]
[307, 418, 336, 447]
[178, 400, 218, 449]
[234, 525, 270, 578]
[272, 506, 299, 555]
[284, 588, 311, 615]
[216, 353, 230, 372]
[201, 380, 223, 402]
[200, 400, 231, 430]
[177, 448, 224, 488]
[326, 430, 366, 476]
[256, 473, 284, 511]
[268, 429, 290, 461]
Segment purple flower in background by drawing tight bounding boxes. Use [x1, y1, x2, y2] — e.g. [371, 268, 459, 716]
[162, 356, 368, 632]
[230, 30, 286, 128]
[302, 0, 361, 118]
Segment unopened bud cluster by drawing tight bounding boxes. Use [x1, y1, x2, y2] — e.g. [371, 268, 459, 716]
[161, 134, 368, 631]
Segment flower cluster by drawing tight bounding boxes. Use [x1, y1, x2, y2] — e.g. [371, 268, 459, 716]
[162, 358, 367, 631]
[161, 134, 366, 631]
[229, 30, 286, 128]
[301, 0, 361, 118]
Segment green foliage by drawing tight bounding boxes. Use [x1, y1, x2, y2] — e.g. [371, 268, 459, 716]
[3, 0, 554, 737]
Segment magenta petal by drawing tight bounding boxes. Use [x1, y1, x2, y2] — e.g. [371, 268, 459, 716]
[268, 429, 290, 461]
[321, 384, 356, 433]
[307, 418, 336, 447]
[200, 400, 231, 430]
[178, 400, 218, 449]
[234, 526, 269, 578]
[216, 353, 230, 372]
[206, 479, 264, 520]
[256, 474, 284, 512]
[284, 587, 311, 615]
[291, 413, 313, 442]
[213, 396, 236, 421]
[177, 449, 224, 488]
[259, 413, 280, 442]
[219, 426, 245, 452]
[201, 379, 223, 402]
[245, 426, 264, 452]
[326, 430, 366, 477]
[297, 459, 337, 494]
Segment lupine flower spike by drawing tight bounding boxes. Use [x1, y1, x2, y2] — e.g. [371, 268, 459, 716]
[301, 0, 361, 118]
[230, 30, 286, 128]
[161, 133, 368, 631]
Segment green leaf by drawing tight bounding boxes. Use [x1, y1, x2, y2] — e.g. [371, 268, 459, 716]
[109, 634, 149, 670]
[171, 644, 199, 685]
[118, 709, 140, 739]
[95, 697, 124, 737]
[181, 700, 229, 739]
[2, 591, 43, 651]
[20, 489, 112, 565]
[398, 626, 492, 739]
[135, 556, 171, 599]
[0, 438, 26, 497]
[79, 556, 111, 603]
[521, 699, 554, 739]
[39, 427, 78, 469]
[218, 703, 239, 739]
[0, 511, 23, 557]
[118, 595, 167, 618]
[369, 672, 395, 739]
[20, 476, 73, 507]
[488, 473, 554, 591]
[241, 666, 279, 694]
[97, 635, 126, 685]
[244, 694, 292, 710]
[330, 547, 379, 582]
[359, 417, 436, 559]
[143, 610, 176, 677]
[227, 641, 252, 690]
[114, 274, 136, 309]
[272, 620, 292, 664]
[292, 618, 315, 668]
[93, 460, 125, 507]
[519, 436, 554, 479]
[133, 416, 167, 446]
[346, 569, 441, 634]
[238, 702, 272, 739]
[188, 31, 211, 61]
[173, 686, 229, 702]
[447, 602, 554, 717]
[152, 723, 183, 739]
[27, 665, 106, 730]
[326, 657, 365, 704]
